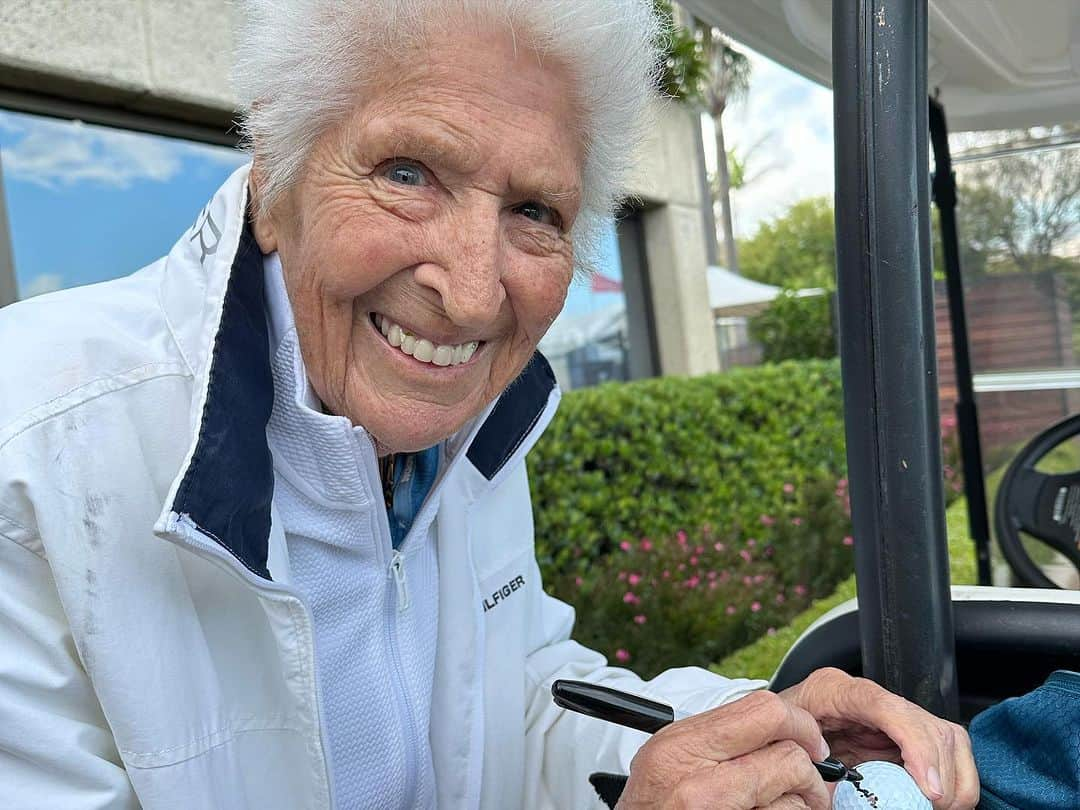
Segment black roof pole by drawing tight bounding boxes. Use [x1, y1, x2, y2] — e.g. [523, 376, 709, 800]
[832, 0, 959, 719]
[929, 98, 993, 587]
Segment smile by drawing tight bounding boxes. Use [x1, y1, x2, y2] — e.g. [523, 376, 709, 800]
[372, 313, 482, 367]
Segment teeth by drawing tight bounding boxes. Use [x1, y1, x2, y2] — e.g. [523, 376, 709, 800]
[373, 314, 481, 367]
[413, 339, 435, 362]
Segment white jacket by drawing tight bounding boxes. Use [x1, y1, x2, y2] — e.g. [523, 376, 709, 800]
[0, 165, 767, 810]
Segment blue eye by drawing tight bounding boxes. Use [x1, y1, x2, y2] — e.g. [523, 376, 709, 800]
[384, 162, 426, 186]
[515, 201, 561, 228]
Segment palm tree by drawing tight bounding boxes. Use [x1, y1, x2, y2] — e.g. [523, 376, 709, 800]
[695, 22, 752, 273]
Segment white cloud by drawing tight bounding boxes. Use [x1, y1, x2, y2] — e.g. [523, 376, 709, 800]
[20, 273, 64, 298]
[0, 114, 244, 190]
[704, 50, 835, 240]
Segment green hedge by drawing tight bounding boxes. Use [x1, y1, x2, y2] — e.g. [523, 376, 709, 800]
[528, 360, 847, 580]
[712, 490, 980, 681]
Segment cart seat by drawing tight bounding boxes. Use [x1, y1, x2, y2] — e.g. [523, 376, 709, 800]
[769, 586, 1080, 722]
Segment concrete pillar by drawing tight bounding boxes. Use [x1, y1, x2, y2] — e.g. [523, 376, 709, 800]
[642, 203, 718, 376]
[627, 100, 720, 376]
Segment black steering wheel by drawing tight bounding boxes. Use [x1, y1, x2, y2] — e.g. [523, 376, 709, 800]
[994, 414, 1080, 589]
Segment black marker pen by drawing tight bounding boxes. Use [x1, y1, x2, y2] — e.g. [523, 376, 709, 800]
[551, 679, 863, 784]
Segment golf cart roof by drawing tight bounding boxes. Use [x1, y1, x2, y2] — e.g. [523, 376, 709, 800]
[681, 0, 1080, 131]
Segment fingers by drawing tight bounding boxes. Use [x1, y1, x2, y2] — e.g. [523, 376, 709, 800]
[661, 740, 831, 810]
[758, 798, 812, 810]
[831, 676, 979, 810]
[662, 691, 829, 765]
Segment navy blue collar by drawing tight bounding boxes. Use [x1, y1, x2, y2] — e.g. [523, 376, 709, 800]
[170, 219, 556, 580]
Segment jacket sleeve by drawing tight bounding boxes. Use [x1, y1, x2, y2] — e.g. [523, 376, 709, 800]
[0, 522, 140, 810]
[521, 552, 769, 809]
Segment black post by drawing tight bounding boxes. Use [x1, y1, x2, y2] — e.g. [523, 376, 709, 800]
[929, 98, 993, 587]
[832, 0, 959, 719]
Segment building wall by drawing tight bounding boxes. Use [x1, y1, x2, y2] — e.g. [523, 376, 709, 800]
[0, 1, 720, 375]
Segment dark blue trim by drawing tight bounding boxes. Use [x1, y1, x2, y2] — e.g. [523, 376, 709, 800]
[172, 219, 275, 580]
[467, 353, 555, 480]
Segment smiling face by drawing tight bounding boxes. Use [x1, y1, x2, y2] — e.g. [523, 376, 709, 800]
[251, 25, 583, 453]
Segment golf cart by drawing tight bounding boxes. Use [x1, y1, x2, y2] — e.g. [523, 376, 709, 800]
[677, 0, 1080, 724]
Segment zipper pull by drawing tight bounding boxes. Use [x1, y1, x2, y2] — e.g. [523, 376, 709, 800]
[389, 550, 409, 612]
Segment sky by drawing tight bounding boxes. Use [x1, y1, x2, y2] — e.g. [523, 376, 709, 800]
[0, 41, 833, 313]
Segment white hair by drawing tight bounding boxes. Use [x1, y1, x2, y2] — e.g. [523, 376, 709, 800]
[231, 0, 665, 272]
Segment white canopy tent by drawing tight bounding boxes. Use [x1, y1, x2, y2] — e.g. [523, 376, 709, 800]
[680, 0, 1080, 132]
[707, 265, 824, 317]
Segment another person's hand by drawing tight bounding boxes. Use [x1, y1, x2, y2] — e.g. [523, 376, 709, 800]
[779, 668, 979, 810]
[617, 690, 833, 809]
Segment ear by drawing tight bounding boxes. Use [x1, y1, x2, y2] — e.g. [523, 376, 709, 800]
[247, 163, 279, 254]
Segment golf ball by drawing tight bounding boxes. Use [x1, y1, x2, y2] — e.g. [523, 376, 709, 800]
[833, 761, 933, 810]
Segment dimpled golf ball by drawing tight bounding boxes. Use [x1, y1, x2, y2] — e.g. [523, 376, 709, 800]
[833, 761, 933, 810]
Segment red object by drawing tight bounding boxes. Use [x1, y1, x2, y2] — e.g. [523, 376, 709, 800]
[590, 272, 623, 293]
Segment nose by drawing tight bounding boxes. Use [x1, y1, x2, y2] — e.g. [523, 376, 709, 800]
[413, 215, 507, 330]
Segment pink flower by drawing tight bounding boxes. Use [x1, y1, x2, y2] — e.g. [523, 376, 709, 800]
[678, 563, 686, 572]
[628, 573, 642, 586]
[739, 550, 752, 563]
[708, 581, 718, 590]
[760, 514, 776, 527]
[837, 478, 848, 488]
[753, 574, 766, 584]
[676, 530, 688, 546]
[791, 517, 803, 526]
[767, 627, 777, 636]
[794, 584, 808, 596]
[726, 605, 737, 615]
[782, 483, 795, 494]
[689, 556, 699, 566]
[619, 540, 632, 552]
[574, 576, 583, 587]
[742, 575, 753, 586]
[843, 535, 855, 546]
[713, 542, 726, 552]
[623, 592, 640, 605]
[746, 538, 757, 548]
[615, 648, 631, 663]
[751, 601, 761, 612]
[685, 576, 701, 589]
[633, 614, 647, 625]
[695, 545, 705, 555]
[707, 571, 718, 580]
[662, 570, 671, 579]
[775, 593, 786, 604]
[640, 539, 654, 552]
[617, 571, 627, 581]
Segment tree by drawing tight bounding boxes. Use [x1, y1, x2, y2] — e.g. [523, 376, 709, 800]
[738, 196, 836, 290]
[954, 135, 1080, 276]
[652, 1, 709, 103]
[695, 22, 752, 274]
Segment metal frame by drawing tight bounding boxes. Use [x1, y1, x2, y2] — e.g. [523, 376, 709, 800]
[929, 98, 993, 587]
[832, 0, 959, 718]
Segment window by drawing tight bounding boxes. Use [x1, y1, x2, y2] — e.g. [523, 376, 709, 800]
[0, 109, 246, 303]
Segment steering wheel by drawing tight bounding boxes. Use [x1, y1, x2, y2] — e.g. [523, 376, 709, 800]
[995, 414, 1080, 589]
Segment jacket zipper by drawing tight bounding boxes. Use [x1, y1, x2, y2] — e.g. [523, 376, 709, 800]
[376, 456, 419, 810]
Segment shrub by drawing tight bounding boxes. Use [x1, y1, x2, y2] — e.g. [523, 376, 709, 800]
[748, 291, 837, 363]
[714, 488, 981, 681]
[528, 360, 847, 580]
[549, 473, 854, 679]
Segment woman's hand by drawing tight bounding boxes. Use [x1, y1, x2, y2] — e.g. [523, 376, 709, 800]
[779, 668, 980, 810]
[616, 690, 833, 809]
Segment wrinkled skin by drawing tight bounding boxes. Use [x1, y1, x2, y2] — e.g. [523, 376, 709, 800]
[617, 669, 979, 810]
[251, 24, 583, 453]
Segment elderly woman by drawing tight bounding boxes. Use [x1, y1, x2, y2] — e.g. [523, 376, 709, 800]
[0, 1, 978, 809]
